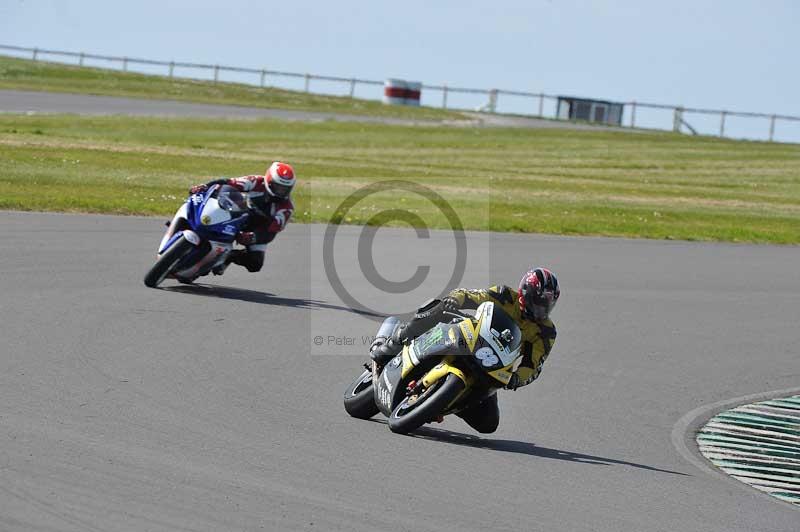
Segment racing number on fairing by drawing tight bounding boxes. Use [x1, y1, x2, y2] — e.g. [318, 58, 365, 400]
[475, 347, 499, 367]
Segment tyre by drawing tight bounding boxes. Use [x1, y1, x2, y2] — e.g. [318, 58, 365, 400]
[388, 373, 465, 435]
[344, 368, 379, 419]
[143, 235, 195, 288]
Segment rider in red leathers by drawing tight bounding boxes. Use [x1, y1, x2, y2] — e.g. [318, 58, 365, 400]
[188, 161, 296, 275]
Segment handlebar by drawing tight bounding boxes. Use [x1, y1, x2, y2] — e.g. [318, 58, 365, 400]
[442, 309, 470, 320]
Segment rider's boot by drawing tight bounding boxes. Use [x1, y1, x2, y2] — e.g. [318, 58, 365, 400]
[212, 262, 229, 276]
[213, 251, 240, 276]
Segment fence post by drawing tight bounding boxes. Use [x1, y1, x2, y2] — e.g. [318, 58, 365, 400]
[442, 85, 448, 109]
[673, 107, 683, 132]
[719, 111, 727, 137]
[32, 48, 38, 61]
[349, 78, 356, 98]
[630, 101, 636, 128]
[79, 52, 85, 66]
[260, 69, 266, 87]
[538, 93, 544, 117]
[169, 61, 175, 78]
[213, 65, 219, 83]
[304, 73, 310, 92]
[487, 89, 498, 113]
[122, 57, 128, 71]
[769, 115, 776, 142]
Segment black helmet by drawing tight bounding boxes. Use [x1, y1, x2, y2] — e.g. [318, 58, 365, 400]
[518, 267, 560, 321]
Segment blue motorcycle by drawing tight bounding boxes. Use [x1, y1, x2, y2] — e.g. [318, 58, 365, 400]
[144, 184, 250, 288]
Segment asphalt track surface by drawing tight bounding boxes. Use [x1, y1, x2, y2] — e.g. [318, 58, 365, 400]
[0, 89, 635, 131]
[2, 211, 799, 531]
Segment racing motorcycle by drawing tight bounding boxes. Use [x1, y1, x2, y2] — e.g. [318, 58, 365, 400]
[143, 184, 250, 288]
[343, 300, 522, 434]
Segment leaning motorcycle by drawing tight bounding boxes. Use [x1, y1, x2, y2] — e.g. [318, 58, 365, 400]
[143, 184, 249, 288]
[343, 301, 522, 434]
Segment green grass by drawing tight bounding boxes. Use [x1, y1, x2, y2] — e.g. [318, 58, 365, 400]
[1, 114, 799, 244]
[0, 55, 464, 121]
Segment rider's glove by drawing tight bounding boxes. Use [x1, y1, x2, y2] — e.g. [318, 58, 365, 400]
[189, 184, 208, 195]
[236, 231, 256, 245]
[505, 373, 522, 391]
[441, 296, 460, 314]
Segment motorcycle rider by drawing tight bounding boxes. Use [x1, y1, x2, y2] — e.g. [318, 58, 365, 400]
[370, 267, 560, 433]
[188, 162, 296, 275]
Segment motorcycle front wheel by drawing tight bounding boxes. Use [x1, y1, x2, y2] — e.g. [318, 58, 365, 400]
[143, 235, 195, 288]
[388, 373, 465, 435]
[343, 368, 379, 419]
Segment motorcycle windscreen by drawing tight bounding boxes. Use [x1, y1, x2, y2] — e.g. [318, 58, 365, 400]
[216, 185, 247, 213]
[475, 302, 522, 367]
[197, 191, 247, 240]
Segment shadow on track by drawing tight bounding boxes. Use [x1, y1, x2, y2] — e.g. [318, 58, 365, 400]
[369, 420, 687, 476]
[162, 283, 383, 317]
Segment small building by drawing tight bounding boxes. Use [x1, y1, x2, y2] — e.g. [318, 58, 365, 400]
[557, 96, 624, 126]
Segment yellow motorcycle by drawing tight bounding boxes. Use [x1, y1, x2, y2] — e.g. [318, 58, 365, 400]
[343, 301, 522, 434]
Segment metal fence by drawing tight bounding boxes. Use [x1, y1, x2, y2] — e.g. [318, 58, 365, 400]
[2, 43, 799, 143]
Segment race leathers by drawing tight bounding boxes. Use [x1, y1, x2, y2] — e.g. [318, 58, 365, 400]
[212, 175, 293, 272]
[446, 285, 557, 388]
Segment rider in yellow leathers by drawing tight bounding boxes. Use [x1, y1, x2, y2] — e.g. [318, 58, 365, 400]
[370, 267, 560, 433]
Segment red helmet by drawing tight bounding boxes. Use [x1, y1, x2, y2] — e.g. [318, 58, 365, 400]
[518, 267, 560, 321]
[266, 161, 296, 200]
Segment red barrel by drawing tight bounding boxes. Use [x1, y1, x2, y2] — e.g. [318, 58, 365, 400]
[404, 81, 421, 106]
[383, 79, 408, 105]
[383, 79, 422, 106]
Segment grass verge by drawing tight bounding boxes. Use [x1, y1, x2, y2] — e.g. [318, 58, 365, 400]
[0, 55, 464, 121]
[1, 114, 798, 244]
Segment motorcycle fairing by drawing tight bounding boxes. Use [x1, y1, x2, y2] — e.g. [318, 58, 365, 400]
[158, 231, 186, 255]
[173, 240, 233, 279]
[375, 322, 469, 416]
[374, 355, 407, 417]
[155, 185, 250, 280]
[468, 303, 523, 385]
[185, 186, 249, 243]
[400, 322, 467, 379]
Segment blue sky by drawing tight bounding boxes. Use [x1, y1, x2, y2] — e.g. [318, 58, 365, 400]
[2, 0, 798, 140]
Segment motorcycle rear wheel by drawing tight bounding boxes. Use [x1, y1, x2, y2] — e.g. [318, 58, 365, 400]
[343, 368, 379, 419]
[388, 373, 465, 434]
[143, 235, 195, 288]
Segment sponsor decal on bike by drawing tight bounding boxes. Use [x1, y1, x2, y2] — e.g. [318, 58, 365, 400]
[475, 346, 499, 367]
[416, 326, 444, 351]
[201, 215, 212, 225]
[378, 384, 391, 408]
[382, 370, 394, 393]
[458, 320, 478, 351]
